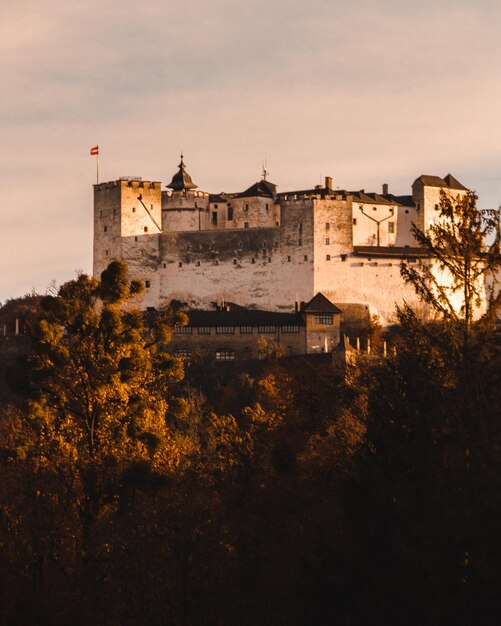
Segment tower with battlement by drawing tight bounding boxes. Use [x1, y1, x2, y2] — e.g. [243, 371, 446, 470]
[93, 158, 481, 322]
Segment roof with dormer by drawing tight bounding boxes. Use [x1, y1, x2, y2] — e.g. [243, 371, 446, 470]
[167, 155, 198, 191]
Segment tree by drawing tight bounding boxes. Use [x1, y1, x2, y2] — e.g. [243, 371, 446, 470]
[1, 261, 196, 622]
[400, 189, 500, 351]
[354, 191, 501, 625]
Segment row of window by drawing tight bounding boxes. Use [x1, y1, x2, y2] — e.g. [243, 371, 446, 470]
[169, 255, 310, 268]
[175, 325, 301, 335]
[107, 221, 396, 237]
[351, 218, 395, 233]
[314, 315, 333, 325]
[174, 349, 236, 361]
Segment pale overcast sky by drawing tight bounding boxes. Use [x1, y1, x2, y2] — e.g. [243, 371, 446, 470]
[1, 0, 501, 301]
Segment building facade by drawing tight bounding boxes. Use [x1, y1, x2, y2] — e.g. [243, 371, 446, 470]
[170, 293, 341, 359]
[93, 158, 479, 324]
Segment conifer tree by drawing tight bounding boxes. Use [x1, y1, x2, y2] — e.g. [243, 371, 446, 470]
[356, 190, 501, 625]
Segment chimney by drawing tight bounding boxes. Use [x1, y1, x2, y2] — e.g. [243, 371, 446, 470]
[325, 176, 332, 190]
[382, 183, 389, 195]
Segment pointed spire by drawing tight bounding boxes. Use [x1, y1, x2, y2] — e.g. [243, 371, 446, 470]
[167, 154, 198, 191]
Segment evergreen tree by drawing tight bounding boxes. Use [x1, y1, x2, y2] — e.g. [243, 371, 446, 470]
[356, 191, 501, 625]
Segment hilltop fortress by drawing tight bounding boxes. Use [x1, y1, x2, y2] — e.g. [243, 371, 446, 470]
[93, 157, 473, 323]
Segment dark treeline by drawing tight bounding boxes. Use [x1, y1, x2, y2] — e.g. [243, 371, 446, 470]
[0, 191, 500, 625]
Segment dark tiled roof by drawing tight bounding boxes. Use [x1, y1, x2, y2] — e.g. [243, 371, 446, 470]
[443, 174, 468, 191]
[414, 174, 467, 190]
[278, 187, 347, 199]
[209, 194, 226, 203]
[415, 175, 447, 188]
[185, 308, 305, 327]
[236, 180, 277, 199]
[303, 293, 342, 314]
[359, 192, 394, 205]
[392, 195, 415, 207]
[167, 156, 198, 191]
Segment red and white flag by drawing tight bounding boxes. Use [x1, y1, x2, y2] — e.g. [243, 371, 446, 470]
[90, 145, 99, 156]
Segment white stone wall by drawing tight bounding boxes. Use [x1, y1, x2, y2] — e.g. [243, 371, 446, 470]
[161, 189, 210, 231]
[352, 200, 398, 247]
[394, 205, 419, 246]
[93, 181, 122, 277]
[412, 180, 467, 232]
[120, 180, 162, 237]
[229, 196, 278, 230]
[94, 174, 495, 326]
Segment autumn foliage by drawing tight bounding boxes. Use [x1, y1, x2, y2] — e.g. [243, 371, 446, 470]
[0, 191, 500, 626]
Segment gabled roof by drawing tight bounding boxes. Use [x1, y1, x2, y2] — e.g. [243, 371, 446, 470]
[236, 180, 277, 199]
[414, 174, 467, 190]
[443, 174, 468, 191]
[167, 155, 198, 191]
[303, 293, 342, 314]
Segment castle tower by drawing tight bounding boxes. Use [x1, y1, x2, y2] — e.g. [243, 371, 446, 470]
[162, 156, 210, 231]
[412, 174, 468, 233]
[93, 177, 162, 307]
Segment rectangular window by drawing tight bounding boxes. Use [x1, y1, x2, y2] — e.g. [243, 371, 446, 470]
[326, 254, 331, 260]
[282, 325, 299, 333]
[175, 326, 192, 334]
[197, 327, 211, 335]
[216, 326, 235, 335]
[244, 222, 249, 229]
[105, 250, 109, 256]
[287, 255, 291, 262]
[314, 314, 333, 325]
[212, 212, 218, 224]
[325, 237, 330, 245]
[353, 218, 357, 226]
[174, 349, 191, 359]
[245, 204, 249, 211]
[132, 207, 136, 213]
[325, 223, 330, 230]
[178, 262, 183, 268]
[299, 223, 303, 232]
[216, 349, 235, 361]
[388, 221, 395, 233]
[144, 226, 148, 232]
[227, 205, 233, 220]
[265, 203, 269, 211]
[145, 280, 151, 288]
[298, 239, 302, 246]
[163, 263, 166, 268]
[104, 226, 108, 232]
[240, 326, 253, 334]
[304, 255, 308, 261]
[135, 236, 138, 242]
[258, 326, 276, 334]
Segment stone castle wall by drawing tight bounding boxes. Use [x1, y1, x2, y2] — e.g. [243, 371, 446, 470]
[93, 170, 493, 324]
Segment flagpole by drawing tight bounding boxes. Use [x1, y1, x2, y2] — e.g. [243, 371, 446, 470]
[96, 151, 99, 184]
